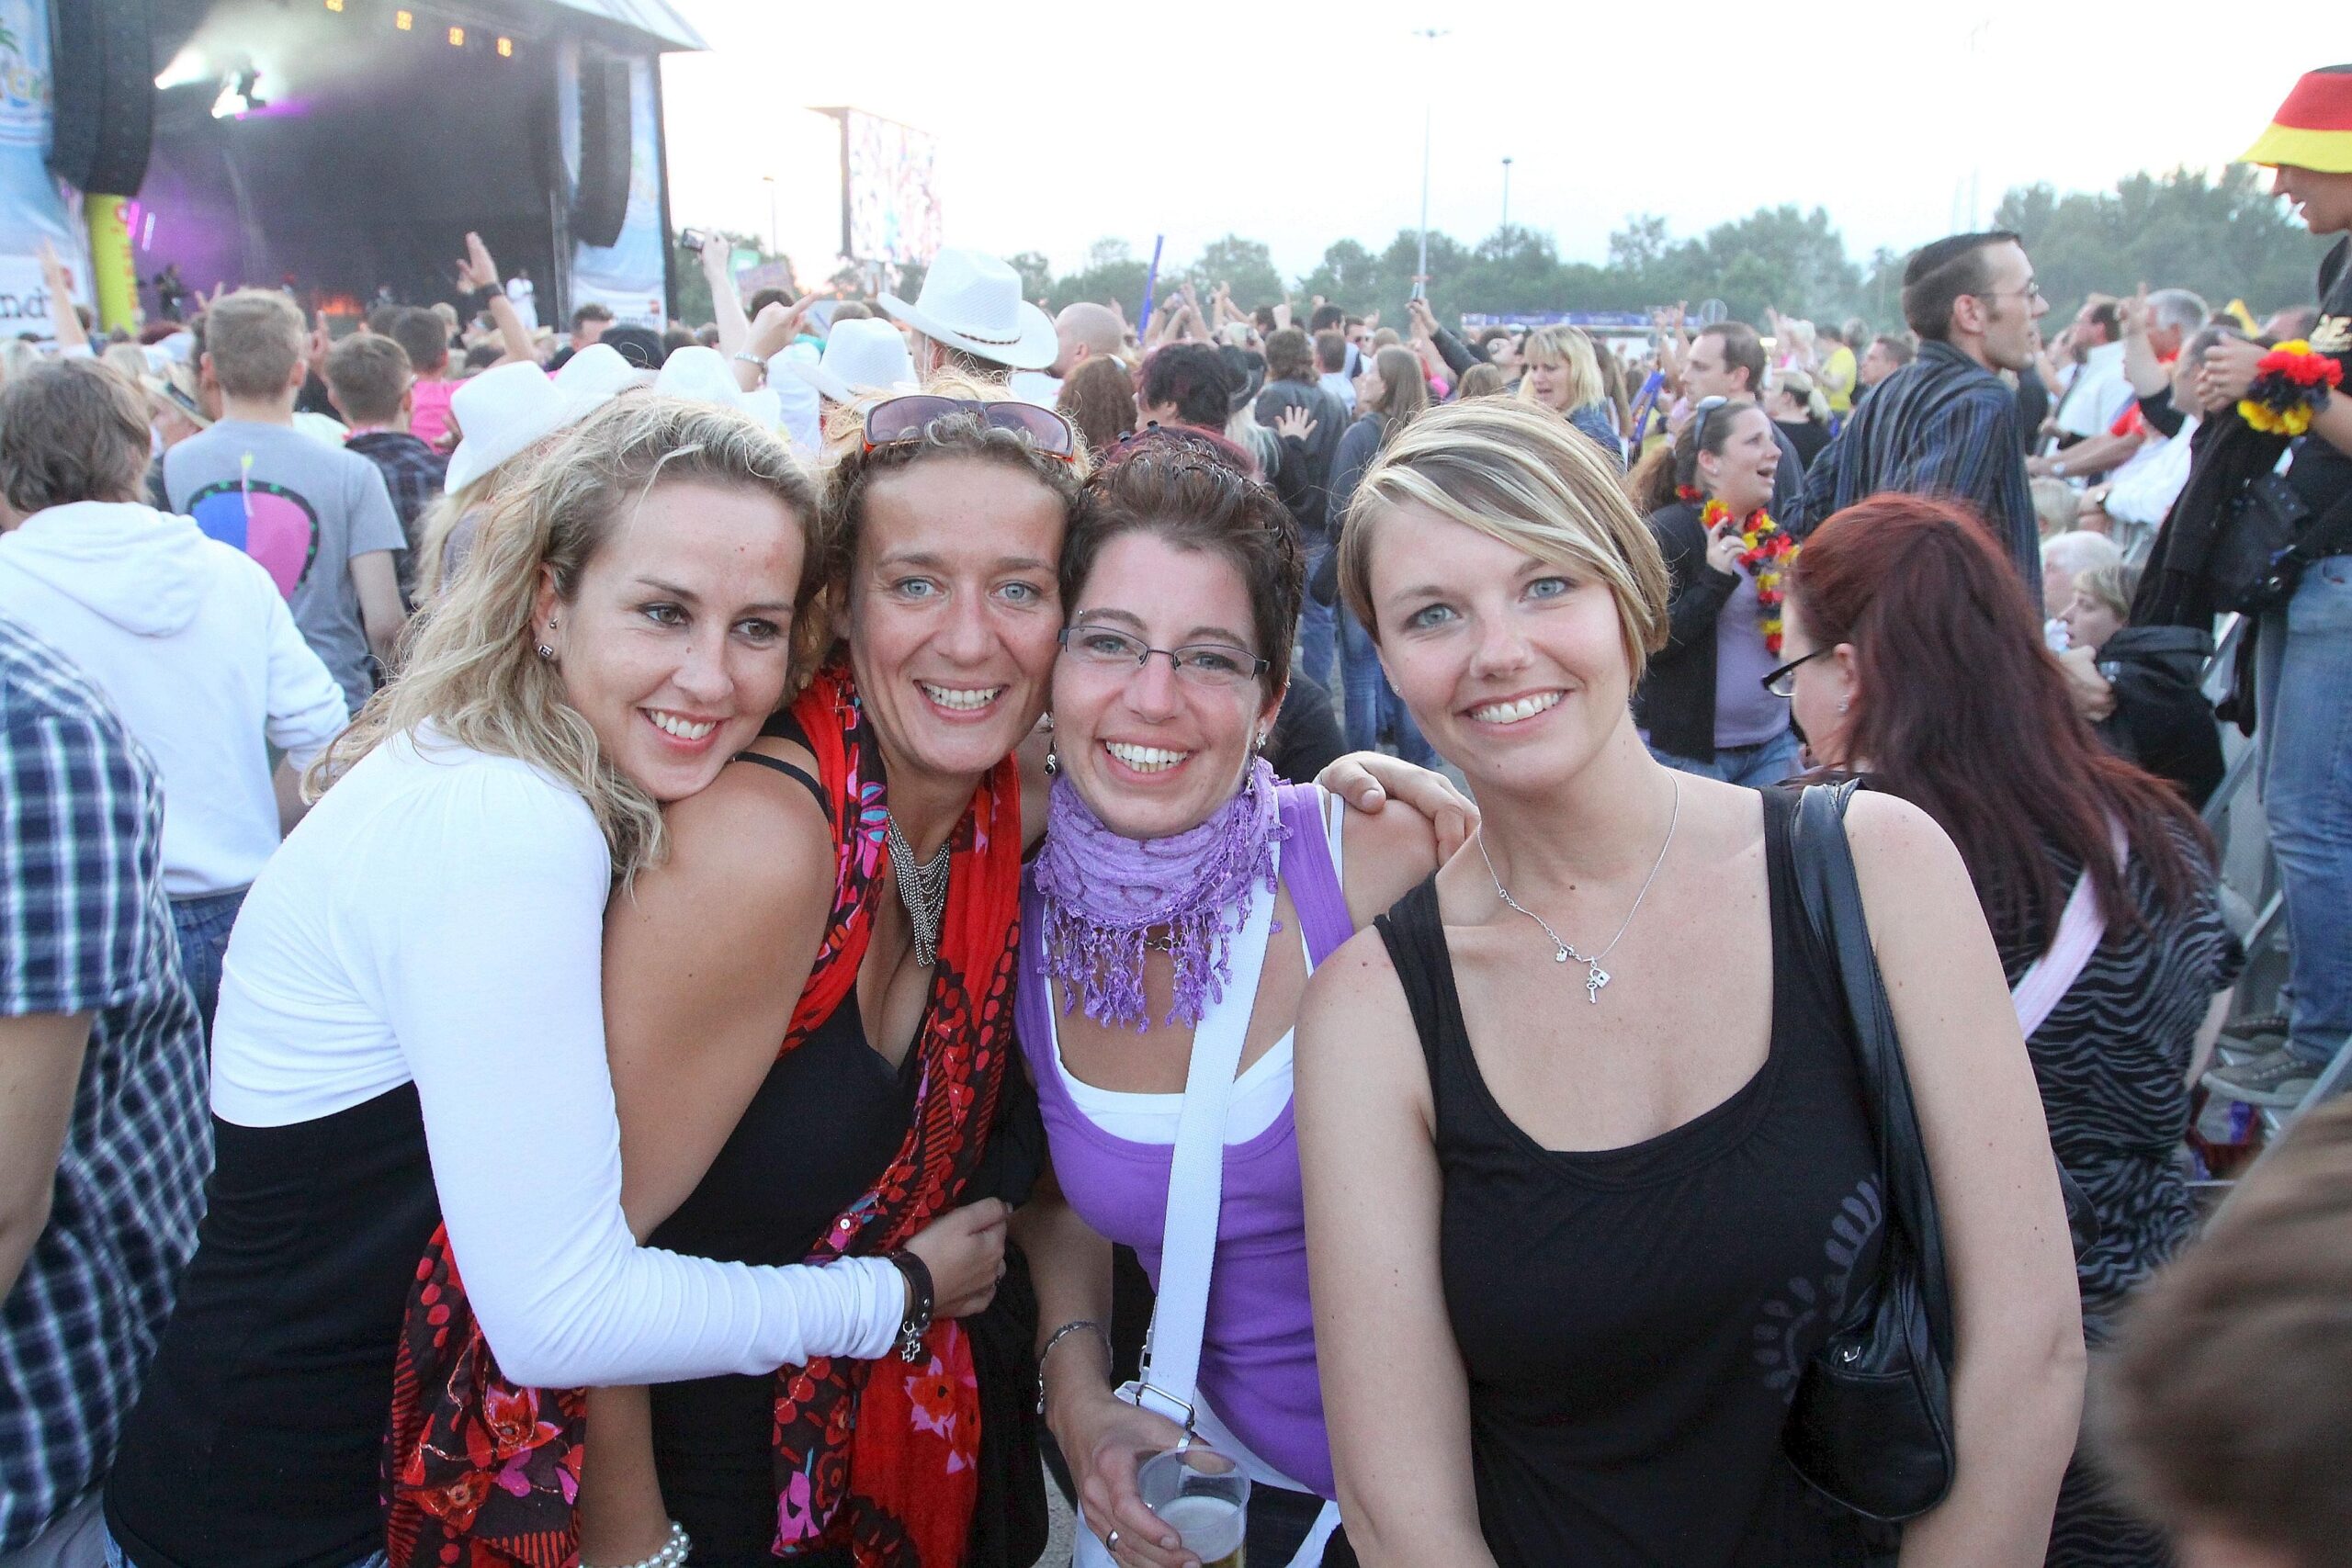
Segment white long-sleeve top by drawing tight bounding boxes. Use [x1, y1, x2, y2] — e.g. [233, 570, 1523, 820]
[0, 501, 352, 896]
[209, 726, 901, 1386]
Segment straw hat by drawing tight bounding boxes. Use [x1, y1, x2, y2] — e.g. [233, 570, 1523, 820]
[879, 248, 1056, 370]
[784, 317, 916, 402]
[444, 344, 634, 492]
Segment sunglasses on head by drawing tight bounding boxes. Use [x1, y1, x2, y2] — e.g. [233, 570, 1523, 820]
[862, 393, 1078, 460]
[1690, 394, 1731, 447]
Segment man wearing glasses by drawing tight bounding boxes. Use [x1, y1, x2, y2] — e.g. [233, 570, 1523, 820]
[1796, 231, 2050, 604]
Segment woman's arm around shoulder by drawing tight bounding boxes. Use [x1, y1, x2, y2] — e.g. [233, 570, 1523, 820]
[1330, 791, 1441, 930]
[1295, 926, 1498, 1568]
[1840, 790, 2085, 1568]
[605, 743, 838, 1236]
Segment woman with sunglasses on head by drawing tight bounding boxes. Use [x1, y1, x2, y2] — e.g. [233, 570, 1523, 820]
[101, 399, 1008, 1568]
[1296, 399, 2084, 1567]
[1014, 430, 1442, 1568]
[1772, 495, 2240, 1568]
[370, 378, 1091, 1568]
[1625, 398, 1802, 788]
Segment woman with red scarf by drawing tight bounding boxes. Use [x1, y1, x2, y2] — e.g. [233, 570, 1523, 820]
[1626, 400, 1804, 788]
[382, 380, 1091, 1568]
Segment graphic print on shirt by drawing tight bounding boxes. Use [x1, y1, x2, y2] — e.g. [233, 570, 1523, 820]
[186, 472, 321, 597]
[1750, 1174, 1881, 1394]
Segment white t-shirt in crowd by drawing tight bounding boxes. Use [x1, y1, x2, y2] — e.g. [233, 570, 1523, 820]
[0, 501, 350, 897]
[209, 727, 901, 1386]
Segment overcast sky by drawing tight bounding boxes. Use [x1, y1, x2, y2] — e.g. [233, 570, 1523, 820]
[662, 1, 2352, 287]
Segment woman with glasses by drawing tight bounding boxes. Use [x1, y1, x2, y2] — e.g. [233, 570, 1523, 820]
[368, 380, 1091, 1568]
[1516, 325, 1624, 472]
[1624, 398, 1802, 787]
[1017, 430, 1443, 1568]
[1775, 494, 2239, 1568]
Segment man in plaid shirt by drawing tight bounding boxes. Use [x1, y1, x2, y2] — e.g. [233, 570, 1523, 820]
[324, 334, 447, 604]
[0, 615, 209, 1568]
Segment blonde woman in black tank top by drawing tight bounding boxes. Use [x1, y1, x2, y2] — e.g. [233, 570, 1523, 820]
[1293, 400, 2085, 1568]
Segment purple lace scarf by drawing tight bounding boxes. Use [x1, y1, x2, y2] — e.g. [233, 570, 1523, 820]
[1032, 758, 1286, 1031]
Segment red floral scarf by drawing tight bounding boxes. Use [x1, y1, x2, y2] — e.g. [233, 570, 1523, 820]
[384, 662, 1024, 1568]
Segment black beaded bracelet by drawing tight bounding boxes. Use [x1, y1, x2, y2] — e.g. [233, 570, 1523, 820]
[885, 1249, 933, 1364]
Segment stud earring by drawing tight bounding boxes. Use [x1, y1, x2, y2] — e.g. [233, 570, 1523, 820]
[536, 642, 556, 660]
[1838, 698, 1849, 714]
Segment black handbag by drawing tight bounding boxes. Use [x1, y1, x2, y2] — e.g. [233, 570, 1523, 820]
[1781, 781, 1957, 1523]
[2206, 470, 2312, 614]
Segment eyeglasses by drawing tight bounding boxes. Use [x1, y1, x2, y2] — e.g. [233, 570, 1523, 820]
[863, 394, 1078, 460]
[1057, 623, 1268, 689]
[1970, 282, 2046, 305]
[1759, 646, 1830, 698]
[1689, 394, 1731, 447]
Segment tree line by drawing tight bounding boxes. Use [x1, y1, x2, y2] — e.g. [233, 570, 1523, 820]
[679, 164, 2326, 338]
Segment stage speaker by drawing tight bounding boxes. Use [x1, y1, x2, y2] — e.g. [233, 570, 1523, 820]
[571, 51, 632, 249]
[48, 0, 154, 195]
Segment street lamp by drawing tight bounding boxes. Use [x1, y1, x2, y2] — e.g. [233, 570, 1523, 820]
[1412, 27, 1447, 297]
[761, 174, 778, 257]
[1501, 155, 1513, 231]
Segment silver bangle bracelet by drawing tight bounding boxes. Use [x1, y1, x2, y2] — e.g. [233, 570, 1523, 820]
[584, 1519, 689, 1568]
[1035, 1318, 1112, 1415]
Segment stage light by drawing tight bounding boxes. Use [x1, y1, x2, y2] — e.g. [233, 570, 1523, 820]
[496, 36, 514, 56]
[394, 10, 413, 29]
[210, 68, 264, 119]
[447, 25, 464, 45]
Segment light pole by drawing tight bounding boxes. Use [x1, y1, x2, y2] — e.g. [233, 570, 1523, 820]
[1412, 27, 1447, 294]
[1501, 155, 1513, 231]
[761, 174, 778, 257]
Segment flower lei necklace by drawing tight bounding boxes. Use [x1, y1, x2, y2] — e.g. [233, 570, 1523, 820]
[1701, 496, 1796, 655]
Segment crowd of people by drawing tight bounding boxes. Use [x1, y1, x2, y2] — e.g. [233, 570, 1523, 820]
[3, 60, 2351, 1568]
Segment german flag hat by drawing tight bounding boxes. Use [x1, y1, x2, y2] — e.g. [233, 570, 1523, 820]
[2241, 66, 2352, 174]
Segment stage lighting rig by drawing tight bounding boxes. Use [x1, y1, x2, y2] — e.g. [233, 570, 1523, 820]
[210, 68, 264, 119]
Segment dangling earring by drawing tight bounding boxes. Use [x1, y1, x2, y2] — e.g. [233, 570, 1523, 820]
[1041, 712, 1057, 774]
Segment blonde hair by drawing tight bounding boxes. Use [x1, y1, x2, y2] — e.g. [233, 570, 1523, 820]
[311, 395, 820, 882]
[1516, 325, 1605, 410]
[411, 457, 527, 604]
[1338, 399, 1669, 682]
[204, 288, 307, 398]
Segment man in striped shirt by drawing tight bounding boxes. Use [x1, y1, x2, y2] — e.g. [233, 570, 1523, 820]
[1799, 231, 2051, 604]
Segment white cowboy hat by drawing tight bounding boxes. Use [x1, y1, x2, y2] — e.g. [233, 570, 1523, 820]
[879, 248, 1057, 371]
[653, 344, 782, 430]
[785, 317, 917, 403]
[443, 345, 637, 492]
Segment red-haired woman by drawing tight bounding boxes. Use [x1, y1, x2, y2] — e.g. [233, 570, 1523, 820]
[1773, 494, 2244, 1568]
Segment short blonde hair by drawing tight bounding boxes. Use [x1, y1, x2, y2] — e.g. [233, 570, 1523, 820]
[1338, 398, 1669, 682]
[313, 395, 820, 883]
[1516, 325, 1605, 410]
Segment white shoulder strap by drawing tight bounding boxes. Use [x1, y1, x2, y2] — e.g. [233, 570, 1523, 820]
[1134, 876, 1277, 1429]
[2011, 819, 2129, 1040]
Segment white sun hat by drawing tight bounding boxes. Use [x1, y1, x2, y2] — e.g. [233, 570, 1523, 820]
[878, 247, 1057, 371]
[785, 316, 917, 403]
[652, 344, 783, 430]
[443, 344, 638, 493]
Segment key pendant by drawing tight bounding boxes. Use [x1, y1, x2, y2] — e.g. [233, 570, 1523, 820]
[1584, 962, 1610, 1004]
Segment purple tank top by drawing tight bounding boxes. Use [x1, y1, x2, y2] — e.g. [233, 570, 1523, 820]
[1017, 783, 1352, 1499]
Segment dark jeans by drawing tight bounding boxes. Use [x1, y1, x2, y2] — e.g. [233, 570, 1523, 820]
[169, 886, 247, 1041]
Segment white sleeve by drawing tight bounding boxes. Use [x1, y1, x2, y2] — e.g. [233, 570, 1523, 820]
[255, 568, 355, 765]
[374, 762, 901, 1389]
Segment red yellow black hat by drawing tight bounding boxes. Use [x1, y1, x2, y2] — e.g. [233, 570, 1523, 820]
[2241, 66, 2352, 173]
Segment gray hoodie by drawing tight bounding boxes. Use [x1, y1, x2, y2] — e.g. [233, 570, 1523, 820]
[0, 502, 349, 895]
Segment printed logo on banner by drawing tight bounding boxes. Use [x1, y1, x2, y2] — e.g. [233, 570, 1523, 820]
[186, 478, 322, 597]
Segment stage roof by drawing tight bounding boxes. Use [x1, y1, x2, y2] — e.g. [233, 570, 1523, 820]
[542, 0, 707, 51]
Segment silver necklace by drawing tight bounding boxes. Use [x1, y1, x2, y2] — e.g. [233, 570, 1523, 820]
[1476, 774, 1681, 1005]
[885, 812, 953, 967]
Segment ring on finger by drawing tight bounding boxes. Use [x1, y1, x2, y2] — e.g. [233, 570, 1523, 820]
[1106, 1528, 1121, 1553]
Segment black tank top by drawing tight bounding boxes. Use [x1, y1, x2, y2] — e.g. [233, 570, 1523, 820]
[650, 711, 1046, 1568]
[1374, 787, 1883, 1567]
